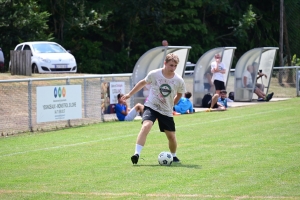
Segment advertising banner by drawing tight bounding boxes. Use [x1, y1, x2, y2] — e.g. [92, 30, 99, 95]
[36, 85, 82, 123]
[109, 82, 125, 104]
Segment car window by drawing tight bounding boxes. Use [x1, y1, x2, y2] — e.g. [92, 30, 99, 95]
[16, 45, 23, 51]
[32, 43, 66, 53]
[23, 45, 31, 51]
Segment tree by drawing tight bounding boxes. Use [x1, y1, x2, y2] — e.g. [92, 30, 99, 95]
[0, 0, 51, 70]
[1, 0, 296, 75]
[39, 0, 114, 73]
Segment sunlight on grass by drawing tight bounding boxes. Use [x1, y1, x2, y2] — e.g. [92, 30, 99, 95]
[0, 98, 299, 199]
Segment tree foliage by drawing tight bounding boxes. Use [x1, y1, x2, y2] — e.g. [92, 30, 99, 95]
[0, 0, 52, 61]
[0, 0, 292, 73]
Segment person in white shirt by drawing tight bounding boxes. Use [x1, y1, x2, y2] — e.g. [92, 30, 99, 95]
[211, 53, 226, 95]
[122, 53, 186, 165]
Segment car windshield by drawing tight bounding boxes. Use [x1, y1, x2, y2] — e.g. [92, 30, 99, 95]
[32, 43, 66, 53]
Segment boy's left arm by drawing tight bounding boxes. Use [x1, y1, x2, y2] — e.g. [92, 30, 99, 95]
[174, 93, 183, 105]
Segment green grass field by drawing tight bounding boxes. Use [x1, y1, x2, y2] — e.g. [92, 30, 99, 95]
[0, 98, 299, 200]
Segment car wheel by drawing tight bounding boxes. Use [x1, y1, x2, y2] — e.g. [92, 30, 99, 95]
[32, 64, 39, 73]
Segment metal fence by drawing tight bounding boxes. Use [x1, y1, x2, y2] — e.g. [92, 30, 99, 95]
[0, 74, 132, 136]
[0, 67, 299, 136]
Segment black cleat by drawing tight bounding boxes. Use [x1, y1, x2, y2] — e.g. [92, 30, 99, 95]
[131, 154, 139, 164]
[266, 92, 274, 102]
[173, 156, 181, 163]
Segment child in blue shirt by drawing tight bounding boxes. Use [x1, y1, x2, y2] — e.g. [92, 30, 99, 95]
[206, 90, 228, 112]
[174, 92, 194, 114]
[115, 93, 144, 121]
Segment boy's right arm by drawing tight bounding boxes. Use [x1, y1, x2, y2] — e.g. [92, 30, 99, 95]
[122, 79, 147, 100]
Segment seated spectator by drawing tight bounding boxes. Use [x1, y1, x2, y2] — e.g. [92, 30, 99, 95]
[173, 92, 194, 114]
[115, 93, 144, 121]
[243, 65, 273, 101]
[256, 70, 267, 91]
[252, 62, 267, 91]
[205, 90, 228, 112]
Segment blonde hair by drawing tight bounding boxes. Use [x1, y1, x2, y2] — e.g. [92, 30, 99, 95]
[165, 53, 179, 64]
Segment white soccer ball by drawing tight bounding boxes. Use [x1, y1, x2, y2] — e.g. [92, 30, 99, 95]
[158, 152, 173, 166]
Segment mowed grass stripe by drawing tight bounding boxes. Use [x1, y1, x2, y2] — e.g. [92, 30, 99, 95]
[0, 106, 293, 158]
[0, 98, 299, 199]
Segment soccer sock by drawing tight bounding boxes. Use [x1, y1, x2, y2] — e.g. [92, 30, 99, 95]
[134, 144, 143, 155]
[171, 153, 176, 157]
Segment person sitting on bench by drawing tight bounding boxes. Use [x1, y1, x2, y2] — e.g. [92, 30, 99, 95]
[243, 65, 273, 101]
[252, 62, 267, 92]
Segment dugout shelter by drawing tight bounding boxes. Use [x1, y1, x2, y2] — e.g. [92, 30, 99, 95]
[234, 47, 278, 101]
[192, 47, 236, 107]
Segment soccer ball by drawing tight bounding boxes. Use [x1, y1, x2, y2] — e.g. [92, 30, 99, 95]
[158, 152, 173, 166]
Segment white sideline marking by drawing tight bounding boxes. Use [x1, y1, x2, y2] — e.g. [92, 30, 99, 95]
[190, 107, 292, 125]
[0, 108, 291, 158]
[0, 190, 296, 199]
[0, 134, 136, 158]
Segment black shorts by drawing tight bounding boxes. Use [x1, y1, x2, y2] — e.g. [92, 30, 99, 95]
[142, 106, 175, 132]
[214, 80, 225, 90]
[207, 100, 218, 109]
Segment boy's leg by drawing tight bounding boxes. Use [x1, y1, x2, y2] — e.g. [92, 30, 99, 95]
[157, 115, 180, 162]
[136, 120, 153, 146]
[164, 130, 177, 153]
[164, 130, 180, 162]
[131, 120, 153, 164]
[131, 106, 155, 164]
[206, 94, 219, 112]
[211, 94, 219, 106]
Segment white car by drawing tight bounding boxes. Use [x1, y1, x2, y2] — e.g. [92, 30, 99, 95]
[11, 41, 77, 73]
[184, 61, 196, 76]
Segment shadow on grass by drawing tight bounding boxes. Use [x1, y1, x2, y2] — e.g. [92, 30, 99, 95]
[132, 163, 202, 169]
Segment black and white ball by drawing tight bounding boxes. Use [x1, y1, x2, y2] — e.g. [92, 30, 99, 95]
[158, 152, 173, 166]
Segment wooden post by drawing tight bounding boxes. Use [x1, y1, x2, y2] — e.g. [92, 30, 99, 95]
[10, 50, 32, 76]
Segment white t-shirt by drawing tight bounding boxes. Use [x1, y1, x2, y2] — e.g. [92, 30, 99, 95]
[144, 68, 186, 117]
[242, 70, 253, 87]
[211, 61, 226, 82]
[143, 84, 151, 97]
